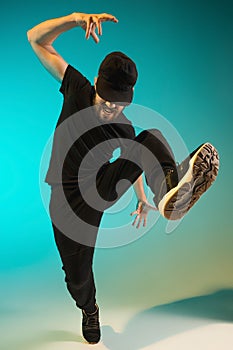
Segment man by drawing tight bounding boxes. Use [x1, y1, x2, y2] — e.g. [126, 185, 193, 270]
[27, 12, 219, 344]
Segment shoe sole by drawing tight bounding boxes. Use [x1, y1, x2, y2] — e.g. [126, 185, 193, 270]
[158, 143, 219, 220]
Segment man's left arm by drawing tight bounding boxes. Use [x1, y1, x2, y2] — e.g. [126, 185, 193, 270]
[131, 175, 157, 228]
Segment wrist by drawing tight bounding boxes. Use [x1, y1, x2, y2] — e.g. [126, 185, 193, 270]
[72, 12, 86, 26]
[137, 198, 147, 204]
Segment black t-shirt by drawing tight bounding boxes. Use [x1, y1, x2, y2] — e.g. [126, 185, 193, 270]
[45, 65, 135, 186]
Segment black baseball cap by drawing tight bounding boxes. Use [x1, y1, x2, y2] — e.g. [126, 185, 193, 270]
[96, 51, 138, 104]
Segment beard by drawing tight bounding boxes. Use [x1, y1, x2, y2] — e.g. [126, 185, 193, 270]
[93, 96, 124, 122]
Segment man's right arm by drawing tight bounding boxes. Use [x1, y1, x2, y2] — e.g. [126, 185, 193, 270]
[27, 12, 118, 82]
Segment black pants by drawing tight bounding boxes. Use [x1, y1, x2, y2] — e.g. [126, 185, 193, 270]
[50, 129, 177, 313]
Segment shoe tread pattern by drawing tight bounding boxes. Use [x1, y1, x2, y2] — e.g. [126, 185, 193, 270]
[164, 143, 219, 220]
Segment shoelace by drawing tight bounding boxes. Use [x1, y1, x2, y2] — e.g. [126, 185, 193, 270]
[86, 314, 98, 326]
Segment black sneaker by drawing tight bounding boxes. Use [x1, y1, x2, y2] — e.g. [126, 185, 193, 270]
[82, 304, 100, 344]
[158, 143, 219, 220]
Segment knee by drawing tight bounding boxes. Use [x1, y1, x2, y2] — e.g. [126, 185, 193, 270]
[146, 129, 164, 137]
[136, 129, 164, 143]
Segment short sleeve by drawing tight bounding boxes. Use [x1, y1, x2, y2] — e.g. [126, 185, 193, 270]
[59, 65, 90, 97]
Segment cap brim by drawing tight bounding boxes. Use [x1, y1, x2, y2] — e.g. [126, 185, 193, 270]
[96, 77, 133, 105]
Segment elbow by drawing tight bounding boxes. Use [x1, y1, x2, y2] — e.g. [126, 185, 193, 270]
[27, 29, 32, 42]
[27, 28, 36, 43]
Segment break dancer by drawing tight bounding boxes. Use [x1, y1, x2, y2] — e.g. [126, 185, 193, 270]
[27, 11, 219, 344]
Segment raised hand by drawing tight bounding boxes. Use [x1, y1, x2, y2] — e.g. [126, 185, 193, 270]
[78, 13, 118, 43]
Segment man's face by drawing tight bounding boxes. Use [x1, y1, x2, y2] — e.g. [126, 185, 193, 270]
[93, 90, 125, 122]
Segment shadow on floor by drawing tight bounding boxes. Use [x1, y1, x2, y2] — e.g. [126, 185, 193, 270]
[5, 288, 233, 350]
[102, 288, 233, 350]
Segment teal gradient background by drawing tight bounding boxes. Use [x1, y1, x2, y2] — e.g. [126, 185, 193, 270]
[1, 0, 233, 348]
